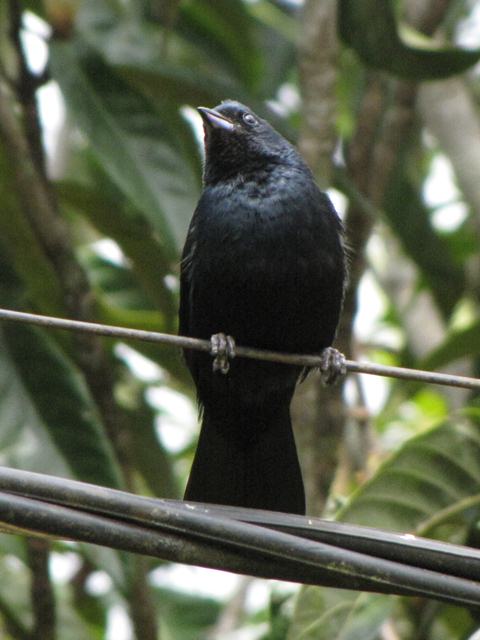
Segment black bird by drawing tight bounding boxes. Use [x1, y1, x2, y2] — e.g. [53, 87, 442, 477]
[180, 101, 346, 514]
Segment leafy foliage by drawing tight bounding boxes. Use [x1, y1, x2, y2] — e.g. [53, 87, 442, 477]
[339, 0, 480, 79]
[290, 416, 480, 639]
[1, 322, 122, 488]
[0, 0, 480, 638]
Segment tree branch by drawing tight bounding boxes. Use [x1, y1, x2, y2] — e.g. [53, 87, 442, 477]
[128, 557, 158, 640]
[294, 0, 343, 515]
[26, 538, 56, 640]
[298, 0, 338, 186]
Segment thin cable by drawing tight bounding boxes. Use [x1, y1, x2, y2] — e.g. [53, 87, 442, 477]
[0, 307, 479, 390]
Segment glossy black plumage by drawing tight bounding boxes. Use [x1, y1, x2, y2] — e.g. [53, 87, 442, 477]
[180, 101, 346, 514]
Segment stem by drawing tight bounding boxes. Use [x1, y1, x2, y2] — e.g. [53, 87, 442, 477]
[8, 0, 47, 178]
[128, 557, 158, 640]
[26, 538, 56, 640]
[416, 494, 480, 538]
[295, 0, 360, 515]
[298, 0, 338, 186]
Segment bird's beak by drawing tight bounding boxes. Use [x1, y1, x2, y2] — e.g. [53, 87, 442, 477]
[197, 107, 235, 132]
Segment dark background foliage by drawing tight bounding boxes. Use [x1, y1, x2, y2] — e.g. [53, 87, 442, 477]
[1, 0, 480, 638]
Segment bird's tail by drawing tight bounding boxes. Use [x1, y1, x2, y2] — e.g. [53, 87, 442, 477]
[184, 398, 305, 514]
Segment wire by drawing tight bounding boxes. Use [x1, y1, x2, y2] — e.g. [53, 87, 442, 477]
[0, 307, 478, 390]
[0, 467, 480, 606]
[0, 311, 477, 603]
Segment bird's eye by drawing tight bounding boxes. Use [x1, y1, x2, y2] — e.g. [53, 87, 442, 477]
[242, 113, 257, 126]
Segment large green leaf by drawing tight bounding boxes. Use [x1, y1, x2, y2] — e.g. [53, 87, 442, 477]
[248, 0, 298, 99]
[75, 0, 248, 135]
[338, 0, 480, 80]
[0, 323, 122, 488]
[338, 417, 480, 534]
[422, 318, 480, 372]
[127, 400, 179, 499]
[290, 417, 480, 638]
[50, 41, 198, 259]
[384, 166, 465, 318]
[57, 179, 178, 324]
[73, 0, 295, 157]
[119, 61, 296, 151]
[0, 553, 32, 637]
[119, 61, 251, 115]
[0, 151, 64, 317]
[74, 0, 204, 178]
[77, 0, 261, 92]
[0, 316, 129, 594]
[176, 0, 262, 91]
[0, 326, 67, 477]
[95, 301, 191, 390]
[153, 586, 222, 640]
[288, 588, 394, 640]
[80, 251, 155, 311]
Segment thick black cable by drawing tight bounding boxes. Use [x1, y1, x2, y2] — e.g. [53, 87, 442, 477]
[0, 491, 464, 602]
[0, 468, 479, 606]
[4, 467, 479, 580]
[205, 504, 480, 581]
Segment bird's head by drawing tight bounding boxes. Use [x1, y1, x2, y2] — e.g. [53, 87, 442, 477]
[197, 100, 296, 184]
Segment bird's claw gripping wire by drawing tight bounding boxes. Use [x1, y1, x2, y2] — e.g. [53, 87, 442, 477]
[319, 347, 346, 386]
[210, 333, 236, 374]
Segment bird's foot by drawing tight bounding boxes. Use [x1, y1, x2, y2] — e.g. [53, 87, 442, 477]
[319, 347, 346, 386]
[210, 333, 236, 374]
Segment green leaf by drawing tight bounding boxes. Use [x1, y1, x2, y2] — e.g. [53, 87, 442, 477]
[78, 0, 261, 92]
[153, 586, 222, 640]
[249, 0, 298, 98]
[118, 62, 292, 140]
[0, 152, 64, 317]
[95, 300, 191, 390]
[290, 417, 480, 639]
[119, 61, 247, 114]
[0, 328, 67, 477]
[51, 579, 100, 640]
[82, 252, 154, 310]
[0, 323, 122, 488]
[79, 0, 296, 146]
[249, 0, 297, 44]
[384, 165, 465, 318]
[127, 401, 179, 499]
[338, 0, 480, 80]
[421, 318, 480, 371]
[57, 179, 178, 324]
[288, 588, 394, 640]
[0, 554, 32, 637]
[76, 0, 247, 123]
[50, 41, 198, 259]
[0, 317, 129, 593]
[338, 417, 480, 535]
[177, 0, 263, 91]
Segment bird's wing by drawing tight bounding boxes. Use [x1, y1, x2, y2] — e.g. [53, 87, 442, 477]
[179, 205, 201, 341]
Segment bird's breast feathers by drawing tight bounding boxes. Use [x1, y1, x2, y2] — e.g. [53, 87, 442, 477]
[193, 174, 337, 264]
